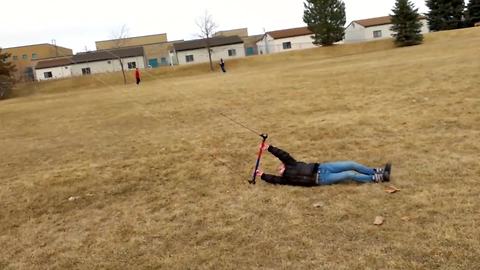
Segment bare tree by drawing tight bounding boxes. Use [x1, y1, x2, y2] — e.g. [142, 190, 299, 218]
[196, 11, 218, 71]
[111, 24, 130, 48]
[110, 24, 130, 84]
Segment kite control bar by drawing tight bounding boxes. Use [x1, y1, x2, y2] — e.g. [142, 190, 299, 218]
[250, 133, 268, 185]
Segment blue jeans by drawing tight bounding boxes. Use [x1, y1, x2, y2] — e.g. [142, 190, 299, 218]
[317, 161, 375, 185]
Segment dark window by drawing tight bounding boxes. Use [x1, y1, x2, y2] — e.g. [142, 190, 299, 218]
[44, 72, 53, 79]
[13, 56, 18, 61]
[127, 62, 136, 69]
[160, 57, 167, 64]
[228, 49, 236, 57]
[32, 53, 38, 60]
[107, 60, 111, 64]
[81, 67, 91, 75]
[373, 30, 382, 38]
[186, 55, 194, 62]
[22, 54, 28, 60]
[282, 42, 292, 50]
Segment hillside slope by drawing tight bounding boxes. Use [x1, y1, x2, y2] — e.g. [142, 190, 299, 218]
[0, 28, 479, 269]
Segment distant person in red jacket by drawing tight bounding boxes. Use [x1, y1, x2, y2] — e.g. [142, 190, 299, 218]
[135, 68, 141, 85]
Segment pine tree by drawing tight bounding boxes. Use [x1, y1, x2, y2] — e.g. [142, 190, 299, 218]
[466, 0, 480, 26]
[426, 0, 465, 31]
[0, 48, 16, 99]
[303, 0, 346, 46]
[391, 0, 424, 46]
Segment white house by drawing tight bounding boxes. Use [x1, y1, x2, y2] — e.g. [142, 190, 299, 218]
[35, 57, 74, 81]
[173, 36, 245, 65]
[256, 27, 317, 55]
[34, 47, 146, 80]
[70, 47, 145, 76]
[345, 16, 429, 43]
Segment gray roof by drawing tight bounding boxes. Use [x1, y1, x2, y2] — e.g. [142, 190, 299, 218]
[174, 36, 243, 52]
[36, 57, 74, 69]
[72, 47, 144, 64]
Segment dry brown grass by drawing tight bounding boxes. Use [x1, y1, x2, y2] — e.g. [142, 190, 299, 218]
[1, 28, 479, 269]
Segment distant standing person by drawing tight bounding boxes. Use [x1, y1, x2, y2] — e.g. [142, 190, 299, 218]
[219, 58, 226, 73]
[135, 68, 141, 85]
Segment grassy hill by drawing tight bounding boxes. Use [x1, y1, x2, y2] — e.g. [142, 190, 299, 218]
[1, 28, 479, 269]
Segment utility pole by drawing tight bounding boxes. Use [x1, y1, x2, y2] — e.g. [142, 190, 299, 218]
[52, 39, 58, 57]
[263, 28, 269, 54]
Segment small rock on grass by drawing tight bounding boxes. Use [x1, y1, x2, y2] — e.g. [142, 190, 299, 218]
[374, 216, 385, 225]
[68, 196, 81, 202]
[313, 202, 324, 208]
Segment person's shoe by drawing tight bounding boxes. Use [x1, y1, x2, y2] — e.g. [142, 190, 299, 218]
[382, 170, 390, 182]
[383, 163, 392, 182]
[374, 167, 384, 174]
[385, 163, 392, 175]
[372, 174, 384, 183]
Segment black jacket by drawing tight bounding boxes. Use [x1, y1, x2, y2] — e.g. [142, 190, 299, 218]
[261, 145, 319, 186]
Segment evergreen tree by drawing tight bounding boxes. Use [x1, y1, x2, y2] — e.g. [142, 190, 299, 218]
[391, 0, 424, 46]
[426, 0, 465, 31]
[0, 48, 16, 100]
[303, 0, 346, 46]
[466, 0, 480, 26]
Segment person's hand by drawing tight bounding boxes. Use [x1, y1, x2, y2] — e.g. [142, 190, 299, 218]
[260, 144, 269, 152]
[256, 170, 264, 177]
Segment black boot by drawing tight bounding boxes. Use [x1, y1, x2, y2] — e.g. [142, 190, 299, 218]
[383, 163, 392, 182]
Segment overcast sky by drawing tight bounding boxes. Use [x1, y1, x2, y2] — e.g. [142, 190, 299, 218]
[1, 0, 433, 53]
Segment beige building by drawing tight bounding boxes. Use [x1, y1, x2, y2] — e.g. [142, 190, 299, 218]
[214, 28, 262, 56]
[4, 43, 72, 81]
[95, 33, 181, 67]
[95, 33, 168, 50]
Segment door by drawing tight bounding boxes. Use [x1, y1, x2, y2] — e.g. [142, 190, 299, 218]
[148, 58, 159, 68]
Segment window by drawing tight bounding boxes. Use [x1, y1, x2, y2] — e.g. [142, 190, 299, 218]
[160, 57, 167, 65]
[65, 66, 69, 69]
[228, 49, 236, 57]
[373, 30, 382, 38]
[107, 60, 111, 64]
[127, 62, 136, 69]
[22, 54, 28, 60]
[282, 42, 292, 50]
[185, 55, 194, 63]
[13, 56, 18, 61]
[44, 72, 53, 79]
[81, 67, 91, 75]
[32, 53, 38, 60]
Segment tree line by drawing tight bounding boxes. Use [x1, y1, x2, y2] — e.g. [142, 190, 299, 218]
[304, 0, 480, 47]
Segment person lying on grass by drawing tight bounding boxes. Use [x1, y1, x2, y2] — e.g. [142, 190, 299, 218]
[256, 144, 391, 186]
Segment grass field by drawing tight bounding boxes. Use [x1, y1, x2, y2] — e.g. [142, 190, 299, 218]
[1, 28, 479, 269]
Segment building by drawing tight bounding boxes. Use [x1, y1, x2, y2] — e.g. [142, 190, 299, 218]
[214, 28, 263, 56]
[143, 41, 183, 67]
[256, 27, 316, 55]
[35, 47, 145, 81]
[344, 16, 429, 43]
[3, 43, 73, 81]
[34, 57, 74, 81]
[71, 47, 145, 76]
[95, 33, 181, 68]
[173, 36, 245, 65]
[95, 33, 168, 50]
